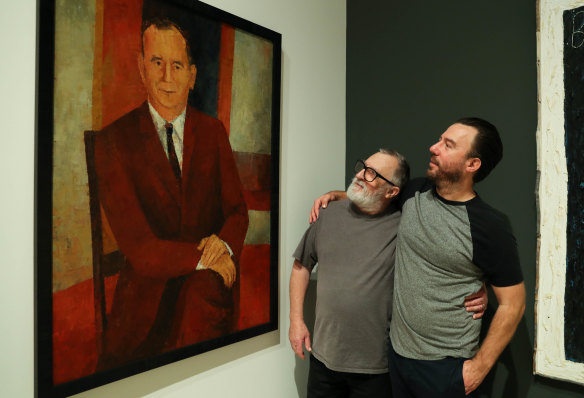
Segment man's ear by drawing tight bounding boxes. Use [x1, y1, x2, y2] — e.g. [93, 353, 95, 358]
[466, 157, 481, 174]
[385, 186, 400, 200]
[189, 64, 197, 90]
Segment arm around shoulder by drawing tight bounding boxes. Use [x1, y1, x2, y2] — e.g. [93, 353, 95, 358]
[309, 190, 348, 223]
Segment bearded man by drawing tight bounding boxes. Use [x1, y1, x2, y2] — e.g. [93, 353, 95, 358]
[289, 149, 406, 398]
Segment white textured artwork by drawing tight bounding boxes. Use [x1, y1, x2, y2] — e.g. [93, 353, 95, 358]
[535, 0, 584, 385]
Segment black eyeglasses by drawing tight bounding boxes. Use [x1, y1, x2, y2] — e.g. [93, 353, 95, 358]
[354, 159, 397, 186]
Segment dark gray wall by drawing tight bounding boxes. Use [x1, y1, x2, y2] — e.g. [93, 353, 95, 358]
[347, 1, 584, 397]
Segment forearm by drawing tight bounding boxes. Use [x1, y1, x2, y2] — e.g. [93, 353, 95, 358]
[474, 302, 524, 369]
[218, 206, 249, 261]
[95, 144, 202, 278]
[331, 190, 347, 200]
[289, 260, 310, 323]
[472, 283, 525, 371]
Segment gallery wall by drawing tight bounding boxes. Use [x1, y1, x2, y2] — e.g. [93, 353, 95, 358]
[0, 0, 346, 396]
[346, 0, 584, 397]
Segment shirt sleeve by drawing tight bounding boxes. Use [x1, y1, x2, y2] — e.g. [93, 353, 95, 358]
[292, 221, 319, 272]
[468, 201, 523, 287]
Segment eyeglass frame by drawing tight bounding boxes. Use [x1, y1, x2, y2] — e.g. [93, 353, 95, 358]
[354, 159, 397, 187]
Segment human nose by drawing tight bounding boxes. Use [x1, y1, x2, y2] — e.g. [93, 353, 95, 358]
[355, 167, 366, 180]
[163, 62, 173, 82]
[429, 141, 440, 155]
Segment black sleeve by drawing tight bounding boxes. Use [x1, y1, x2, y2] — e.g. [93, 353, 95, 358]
[468, 201, 523, 287]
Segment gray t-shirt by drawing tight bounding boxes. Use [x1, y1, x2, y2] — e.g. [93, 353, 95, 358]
[293, 200, 401, 374]
[390, 178, 522, 360]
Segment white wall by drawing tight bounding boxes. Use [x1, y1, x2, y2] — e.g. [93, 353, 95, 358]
[0, 0, 346, 396]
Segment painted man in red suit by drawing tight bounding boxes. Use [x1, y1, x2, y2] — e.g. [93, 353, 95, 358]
[93, 18, 249, 369]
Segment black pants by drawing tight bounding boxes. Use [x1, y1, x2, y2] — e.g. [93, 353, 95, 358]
[388, 343, 472, 398]
[307, 354, 392, 398]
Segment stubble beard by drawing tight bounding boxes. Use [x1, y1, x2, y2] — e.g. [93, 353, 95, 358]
[426, 160, 463, 185]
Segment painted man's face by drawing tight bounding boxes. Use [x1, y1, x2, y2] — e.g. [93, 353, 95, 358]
[139, 25, 197, 120]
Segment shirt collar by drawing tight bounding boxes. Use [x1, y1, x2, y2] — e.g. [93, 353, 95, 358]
[147, 102, 187, 141]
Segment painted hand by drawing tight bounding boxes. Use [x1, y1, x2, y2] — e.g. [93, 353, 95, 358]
[207, 253, 236, 288]
[197, 234, 229, 268]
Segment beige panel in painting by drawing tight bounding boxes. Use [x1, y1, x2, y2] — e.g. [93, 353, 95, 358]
[52, 0, 96, 291]
[229, 30, 273, 155]
[244, 210, 270, 245]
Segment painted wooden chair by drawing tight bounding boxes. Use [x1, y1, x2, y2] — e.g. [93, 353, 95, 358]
[83, 130, 124, 356]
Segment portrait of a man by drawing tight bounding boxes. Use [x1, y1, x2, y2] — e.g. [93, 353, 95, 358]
[93, 18, 249, 369]
[44, 0, 279, 391]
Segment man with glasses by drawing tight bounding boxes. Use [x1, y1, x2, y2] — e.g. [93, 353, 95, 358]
[310, 118, 525, 397]
[289, 149, 407, 398]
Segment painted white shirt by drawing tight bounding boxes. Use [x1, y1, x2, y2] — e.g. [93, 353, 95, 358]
[148, 102, 186, 169]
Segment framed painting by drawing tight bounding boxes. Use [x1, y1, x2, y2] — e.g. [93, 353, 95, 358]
[535, 0, 584, 385]
[35, 0, 281, 396]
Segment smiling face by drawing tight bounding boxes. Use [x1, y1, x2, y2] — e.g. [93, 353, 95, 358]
[139, 25, 197, 121]
[427, 123, 479, 184]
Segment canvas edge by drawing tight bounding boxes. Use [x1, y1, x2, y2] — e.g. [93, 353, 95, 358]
[534, 0, 584, 385]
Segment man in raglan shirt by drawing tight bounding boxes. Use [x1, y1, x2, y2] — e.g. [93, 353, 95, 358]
[312, 117, 525, 397]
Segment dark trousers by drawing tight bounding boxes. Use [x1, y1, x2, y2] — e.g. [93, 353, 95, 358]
[307, 354, 392, 398]
[388, 343, 472, 398]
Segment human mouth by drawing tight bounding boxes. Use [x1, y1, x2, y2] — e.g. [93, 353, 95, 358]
[159, 88, 176, 95]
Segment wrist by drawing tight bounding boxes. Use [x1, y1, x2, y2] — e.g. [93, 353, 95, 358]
[290, 314, 304, 323]
[470, 354, 492, 376]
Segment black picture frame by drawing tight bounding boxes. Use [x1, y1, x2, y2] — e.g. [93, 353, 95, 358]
[36, 0, 281, 396]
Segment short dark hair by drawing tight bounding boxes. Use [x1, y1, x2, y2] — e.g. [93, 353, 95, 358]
[457, 117, 503, 183]
[141, 17, 194, 65]
[379, 148, 410, 188]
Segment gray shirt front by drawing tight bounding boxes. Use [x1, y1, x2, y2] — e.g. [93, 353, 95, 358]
[293, 200, 401, 374]
[390, 179, 522, 360]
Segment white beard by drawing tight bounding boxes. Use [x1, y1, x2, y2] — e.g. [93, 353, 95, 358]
[346, 178, 386, 213]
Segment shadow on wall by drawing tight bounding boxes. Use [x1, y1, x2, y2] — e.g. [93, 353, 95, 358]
[293, 277, 318, 398]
